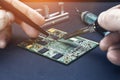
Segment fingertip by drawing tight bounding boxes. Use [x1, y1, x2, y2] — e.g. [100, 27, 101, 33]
[6, 11, 15, 24]
[27, 8, 45, 26]
[0, 40, 7, 49]
[100, 38, 108, 51]
[0, 26, 12, 49]
[107, 46, 120, 66]
[0, 10, 9, 31]
[98, 10, 110, 30]
[20, 22, 39, 38]
[100, 32, 120, 51]
[98, 9, 120, 31]
[98, 11, 106, 29]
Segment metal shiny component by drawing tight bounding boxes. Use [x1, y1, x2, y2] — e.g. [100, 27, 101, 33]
[44, 5, 49, 19]
[58, 2, 64, 14]
[63, 26, 95, 39]
[40, 2, 69, 28]
[41, 12, 69, 28]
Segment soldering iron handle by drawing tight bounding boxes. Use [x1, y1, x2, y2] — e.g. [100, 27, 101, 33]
[94, 20, 109, 36]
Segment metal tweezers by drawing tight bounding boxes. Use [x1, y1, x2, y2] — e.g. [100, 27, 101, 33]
[0, 0, 49, 36]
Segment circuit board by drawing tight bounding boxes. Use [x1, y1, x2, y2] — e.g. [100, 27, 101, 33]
[18, 28, 98, 65]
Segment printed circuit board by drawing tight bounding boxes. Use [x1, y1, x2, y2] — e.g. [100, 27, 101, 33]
[18, 28, 98, 65]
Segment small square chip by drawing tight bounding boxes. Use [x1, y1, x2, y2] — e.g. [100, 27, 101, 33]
[37, 41, 48, 45]
[52, 53, 63, 59]
[50, 35, 59, 40]
[38, 48, 49, 54]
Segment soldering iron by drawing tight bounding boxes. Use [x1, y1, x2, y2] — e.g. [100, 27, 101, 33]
[63, 8, 110, 39]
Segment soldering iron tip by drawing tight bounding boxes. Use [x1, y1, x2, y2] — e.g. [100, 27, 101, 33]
[75, 8, 79, 13]
[75, 8, 82, 15]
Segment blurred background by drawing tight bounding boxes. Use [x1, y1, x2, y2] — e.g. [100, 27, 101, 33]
[21, 0, 117, 2]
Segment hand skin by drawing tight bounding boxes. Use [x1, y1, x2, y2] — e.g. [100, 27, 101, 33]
[98, 5, 120, 66]
[0, 0, 45, 48]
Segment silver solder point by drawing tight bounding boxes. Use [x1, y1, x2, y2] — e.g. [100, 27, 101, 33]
[59, 2, 64, 14]
[75, 8, 83, 15]
[75, 8, 80, 13]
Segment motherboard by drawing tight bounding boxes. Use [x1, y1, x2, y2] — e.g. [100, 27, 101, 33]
[18, 28, 98, 65]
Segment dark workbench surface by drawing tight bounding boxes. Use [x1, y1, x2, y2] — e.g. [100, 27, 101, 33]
[0, 2, 120, 80]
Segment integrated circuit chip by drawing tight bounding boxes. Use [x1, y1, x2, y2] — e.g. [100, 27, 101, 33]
[18, 28, 98, 65]
[38, 48, 49, 54]
[52, 53, 63, 59]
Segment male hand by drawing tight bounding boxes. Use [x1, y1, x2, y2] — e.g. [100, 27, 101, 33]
[0, 0, 45, 48]
[98, 5, 120, 66]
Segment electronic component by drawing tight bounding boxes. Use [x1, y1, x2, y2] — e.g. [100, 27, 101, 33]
[80, 10, 110, 36]
[59, 2, 64, 14]
[63, 9, 110, 39]
[63, 26, 95, 39]
[40, 2, 69, 27]
[38, 48, 49, 54]
[53, 53, 63, 59]
[44, 5, 50, 19]
[80, 11, 98, 25]
[18, 28, 98, 65]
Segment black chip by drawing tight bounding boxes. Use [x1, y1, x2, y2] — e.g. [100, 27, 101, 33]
[52, 36, 59, 40]
[54, 31, 60, 35]
[38, 48, 49, 53]
[37, 41, 47, 45]
[50, 35, 59, 40]
[52, 53, 63, 59]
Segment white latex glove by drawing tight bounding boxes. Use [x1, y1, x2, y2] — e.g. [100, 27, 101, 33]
[0, 0, 45, 48]
[98, 5, 120, 66]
